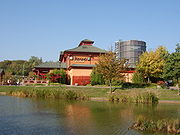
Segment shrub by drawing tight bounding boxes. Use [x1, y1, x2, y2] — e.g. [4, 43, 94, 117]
[108, 92, 158, 104]
[132, 72, 145, 84]
[8, 88, 89, 101]
[121, 82, 150, 88]
[46, 69, 66, 84]
[111, 79, 123, 86]
[131, 117, 180, 134]
[157, 81, 168, 88]
[90, 68, 105, 85]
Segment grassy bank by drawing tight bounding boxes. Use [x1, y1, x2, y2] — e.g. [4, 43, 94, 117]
[0, 86, 179, 101]
[109, 92, 158, 104]
[0, 86, 89, 100]
[131, 117, 180, 134]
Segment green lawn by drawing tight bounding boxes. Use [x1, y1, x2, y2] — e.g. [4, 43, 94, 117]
[0, 85, 179, 101]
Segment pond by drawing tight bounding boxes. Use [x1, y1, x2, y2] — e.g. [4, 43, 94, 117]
[0, 96, 179, 135]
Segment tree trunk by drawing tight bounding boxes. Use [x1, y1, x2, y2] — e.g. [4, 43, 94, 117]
[148, 77, 150, 83]
[177, 77, 180, 95]
[109, 80, 112, 93]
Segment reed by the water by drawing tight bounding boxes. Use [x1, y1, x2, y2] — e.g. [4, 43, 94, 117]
[8, 87, 89, 100]
[131, 117, 180, 134]
[109, 91, 159, 104]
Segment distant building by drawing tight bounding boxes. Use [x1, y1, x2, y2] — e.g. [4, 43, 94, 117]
[33, 39, 106, 85]
[115, 40, 146, 68]
[59, 39, 106, 85]
[33, 62, 66, 79]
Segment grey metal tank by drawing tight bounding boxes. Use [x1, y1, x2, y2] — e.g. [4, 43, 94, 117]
[115, 40, 146, 68]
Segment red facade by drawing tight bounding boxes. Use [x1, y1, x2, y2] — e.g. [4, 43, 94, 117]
[72, 76, 90, 85]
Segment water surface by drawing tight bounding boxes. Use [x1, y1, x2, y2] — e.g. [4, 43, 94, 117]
[0, 96, 179, 135]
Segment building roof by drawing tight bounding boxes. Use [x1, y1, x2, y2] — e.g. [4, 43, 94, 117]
[35, 62, 67, 69]
[70, 64, 96, 68]
[0, 69, 4, 74]
[81, 39, 94, 43]
[64, 45, 107, 53]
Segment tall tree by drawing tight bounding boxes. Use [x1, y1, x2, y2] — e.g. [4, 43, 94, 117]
[163, 44, 180, 83]
[136, 46, 168, 82]
[96, 51, 126, 93]
[0, 56, 43, 77]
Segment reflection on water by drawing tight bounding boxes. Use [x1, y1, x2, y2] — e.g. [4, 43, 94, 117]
[0, 96, 179, 135]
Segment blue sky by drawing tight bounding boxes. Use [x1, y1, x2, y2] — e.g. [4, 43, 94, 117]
[0, 0, 180, 62]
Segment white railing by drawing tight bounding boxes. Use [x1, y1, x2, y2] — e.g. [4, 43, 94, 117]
[22, 80, 49, 85]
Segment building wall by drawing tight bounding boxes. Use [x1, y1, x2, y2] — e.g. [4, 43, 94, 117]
[67, 68, 92, 85]
[63, 52, 100, 68]
[122, 72, 134, 82]
[115, 40, 146, 68]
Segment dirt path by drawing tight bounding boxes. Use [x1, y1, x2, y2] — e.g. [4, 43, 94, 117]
[159, 100, 180, 104]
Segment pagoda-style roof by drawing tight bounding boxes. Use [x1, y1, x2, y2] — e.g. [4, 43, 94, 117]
[59, 39, 107, 61]
[81, 39, 94, 43]
[35, 62, 66, 69]
[64, 45, 107, 53]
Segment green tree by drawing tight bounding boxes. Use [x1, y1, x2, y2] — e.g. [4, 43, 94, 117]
[0, 56, 43, 81]
[3, 72, 12, 83]
[25, 56, 43, 76]
[90, 68, 105, 85]
[96, 51, 126, 93]
[0, 56, 42, 76]
[136, 46, 168, 82]
[163, 44, 180, 83]
[28, 56, 43, 66]
[132, 72, 145, 84]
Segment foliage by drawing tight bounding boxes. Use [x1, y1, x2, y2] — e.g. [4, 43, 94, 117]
[132, 72, 145, 84]
[0, 56, 43, 79]
[28, 71, 35, 79]
[131, 117, 180, 134]
[121, 82, 150, 88]
[90, 68, 105, 85]
[111, 79, 123, 86]
[7, 87, 89, 100]
[0, 86, 179, 101]
[46, 69, 66, 84]
[109, 91, 159, 104]
[163, 44, 180, 83]
[96, 51, 126, 92]
[136, 46, 169, 82]
[3, 72, 12, 82]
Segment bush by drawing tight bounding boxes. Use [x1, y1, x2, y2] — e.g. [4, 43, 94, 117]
[157, 81, 169, 88]
[132, 72, 145, 84]
[8, 88, 89, 100]
[111, 79, 123, 86]
[90, 68, 105, 85]
[46, 69, 66, 84]
[108, 92, 159, 104]
[131, 117, 180, 134]
[121, 82, 150, 88]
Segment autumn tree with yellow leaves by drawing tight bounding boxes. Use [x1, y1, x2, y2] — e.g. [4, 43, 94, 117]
[95, 51, 127, 93]
[136, 46, 169, 83]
